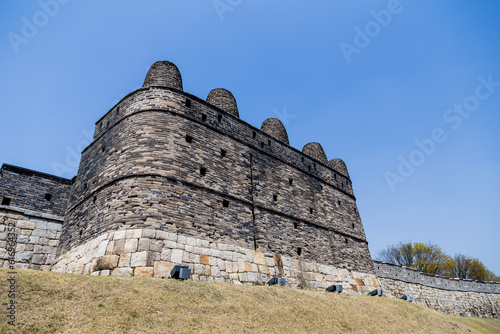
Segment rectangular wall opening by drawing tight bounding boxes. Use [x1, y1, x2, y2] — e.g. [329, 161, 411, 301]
[309, 208, 313, 214]
[297, 247, 302, 256]
[1, 197, 11, 206]
[273, 194, 278, 202]
[223, 200, 229, 208]
[220, 149, 227, 157]
[185, 98, 192, 108]
[289, 178, 293, 185]
[202, 113, 207, 121]
[218, 114, 222, 122]
[44, 193, 52, 202]
[293, 222, 298, 229]
[200, 167, 207, 176]
[252, 131, 256, 139]
[185, 134, 193, 143]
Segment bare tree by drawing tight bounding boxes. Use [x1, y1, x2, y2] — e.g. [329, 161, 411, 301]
[376, 243, 497, 281]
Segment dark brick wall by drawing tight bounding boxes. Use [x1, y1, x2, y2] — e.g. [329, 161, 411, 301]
[60, 87, 374, 273]
[0, 164, 72, 217]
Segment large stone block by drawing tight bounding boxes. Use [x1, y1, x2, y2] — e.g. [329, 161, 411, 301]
[118, 253, 131, 267]
[124, 239, 138, 253]
[16, 220, 36, 230]
[134, 267, 153, 277]
[15, 251, 32, 262]
[137, 238, 151, 252]
[171, 249, 183, 264]
[153, 261, 175, 278]
[97, 255, 120, 270]
[111, 267, 133, 277]
[130, 251, 148, 267]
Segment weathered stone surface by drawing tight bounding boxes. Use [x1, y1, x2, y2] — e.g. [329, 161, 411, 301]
[97, 255, 120, 270]
[154, 261, 175, 278]
[111, 267, 133, 277]
[118, 253, 131, 267]
[206, 88, 239, 118]
[171, 249, 183, 264]
[130, 251, 148, 267]
[134, 266, 153, 277]
[124, 239, 138, 253]
[200, 254, 209, 265]
[261, 118, 289, 145]
[16, 220, 36, 230]
[15, 251, 32, 262]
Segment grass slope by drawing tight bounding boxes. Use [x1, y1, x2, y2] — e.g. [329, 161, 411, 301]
[0, 268, 498, 333]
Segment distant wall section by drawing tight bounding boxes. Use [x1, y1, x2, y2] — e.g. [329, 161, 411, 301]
[0, 164, 71, 270]
[374, 261, 500, 316]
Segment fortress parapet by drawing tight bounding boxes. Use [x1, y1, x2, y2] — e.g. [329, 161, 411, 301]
[58, 60, 372, 274]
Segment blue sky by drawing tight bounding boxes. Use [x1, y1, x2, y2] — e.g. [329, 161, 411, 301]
[1, 1, 499, 274]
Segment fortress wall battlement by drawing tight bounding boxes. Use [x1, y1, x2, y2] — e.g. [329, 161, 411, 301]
[60, 104, 372, 271]
[59, 61, 372, 273]
[375, 261, 500, 316]
[90, 87, 353, 189]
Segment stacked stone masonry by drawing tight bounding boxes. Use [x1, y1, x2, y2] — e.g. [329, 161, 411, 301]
[52, 228, 380, 294]
[0, 164, 72, 217]
[61, 61, 369, 273]
[0, 60, 498, 317]
[0, 208, 62, 271]
[375, 261, 500, 316]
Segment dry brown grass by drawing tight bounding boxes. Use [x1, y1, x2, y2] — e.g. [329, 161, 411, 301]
[0, 268, 498, 333]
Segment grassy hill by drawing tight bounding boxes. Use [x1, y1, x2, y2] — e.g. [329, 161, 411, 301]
[0, 268, 499, 333]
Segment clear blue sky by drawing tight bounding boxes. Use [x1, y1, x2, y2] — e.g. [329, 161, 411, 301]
[1, 1, 499, 274]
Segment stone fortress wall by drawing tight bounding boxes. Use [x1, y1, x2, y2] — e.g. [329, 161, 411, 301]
[0, 61, 498, 316]
[375, 261, 500, 316]
[58, 60, 374, 275]
[0, 165, 70, 270]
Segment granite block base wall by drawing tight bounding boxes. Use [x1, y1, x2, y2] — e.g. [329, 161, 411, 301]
[0, 207, 63, 270]
[51, 228, 381, 294]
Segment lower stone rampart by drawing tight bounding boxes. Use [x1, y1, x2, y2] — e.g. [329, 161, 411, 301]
[374, 261, 500, 316]
[51, 228, 380, 294]
[0, 207, 62, 271]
